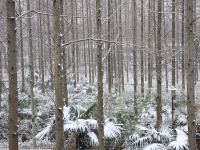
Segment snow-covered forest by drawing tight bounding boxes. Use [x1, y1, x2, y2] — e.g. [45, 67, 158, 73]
[0, 0, 199, 149]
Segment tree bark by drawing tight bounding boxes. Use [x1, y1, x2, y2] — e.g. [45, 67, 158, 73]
[75, 0, 79, 83]
[81, 0, 87, 78]
[186, 0, 197, 148]
[132, 0, 138, 116]
[171, 0, 176, 123]
[181, 0, 185, 90]
[148, 0, 153, 93]
[47, 0, 54, 89]
[27, 0, 37, 147]
[96, 0, 104, 149]
[156, 0, 162, 130]
[38, 0, 45, 94]
[0, 44, 2, 111]
[140, 0, 144, 96]
[19, 0, 25, 92]
[107, 0, 113, 94]
[53, 0, 64, 149]
[125, 2, 129, 83]
[70, 0, 76, 88]
[86, 0, 92, 84]
[7, 0, 18, 149]
[60, 0, 69, 107]
[119, 0, 124, 92]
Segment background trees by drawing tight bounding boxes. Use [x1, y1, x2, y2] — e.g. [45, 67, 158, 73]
[0, 0, 199, 149]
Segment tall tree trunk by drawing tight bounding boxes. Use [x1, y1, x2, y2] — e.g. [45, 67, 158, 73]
[0, 2, 3, 111]
[132, 0, 138, 116]
[140, 0, 144, 96]
[163, 0, 169, 92]
[171, 0, 176, 123]
[70, 0, 76, 87]
[125, 3, 129, 83]
[181, 0, 185, 90]
[86, 0, 92, 84]
[96, 0, 104, 149]
[186, 0, 196, 148]
[47, 0, 54, 89]
[75, 0, 79, 83]
[53, 0, 64, 149]
[7, 0, 18, 149]
[81, 0, 87, 79]
[107, 0, 113, 94]
[60, 0, 69, 106]
[156, 0, 162, 129]
[119, 0, 124, 92]
[148, 0, 153, 93]
[39, 0, 45, 94]
[19, 0, 25, 92]
[0, 44, 2, 111]
[176, 2, 179, 84]
[193, 0, 198, 83]
[116, 0, 121, 93]
[89, 1, 95, 83]
[153, 0, 157, 52]
[81, 0, 87, 78]
[27, 0, 37, 147]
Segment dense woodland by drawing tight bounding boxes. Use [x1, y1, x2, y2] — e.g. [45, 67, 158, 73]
[0, 0, 199, 149]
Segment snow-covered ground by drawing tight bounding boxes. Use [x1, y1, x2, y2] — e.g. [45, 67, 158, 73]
[1, 68, 200, 149]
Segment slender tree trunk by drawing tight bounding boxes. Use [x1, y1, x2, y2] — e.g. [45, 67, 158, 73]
[141, 0, 144, 96]
[81, 0, 87, 78]
[60, 0, 68, 106]
[163, 1, 168, 92]
[116, 0, 121, 93]
[96, 0, 104, 149]
[75, 0, 79, 83]
[47, 0, 54, 89]
[108, 0, 113, 93]
[86, 0, 92, 84]
[171, 0, 176, 123]
[132, 0, 138, 116]
[0, 44, 2, 111]
[176, 3, 179, 84]
[39, 0, 45, 94]
[156, 0, 162, 129]
[0, 3, 3, 111]
[70, 0, 76, 88]
[19, 0, 25, 92]
[7, 0, 18, 149]
[153, 0, 157, 51]
[148, 0, 153, 93]
[119, 0, 124, 92]
[53, 0, 64, 149]
[193, 0, 198, 83]
[27, 0, 37, 147]
[186, 0, 196, 148]
[125, 3, 129, 83]
[181, 0, 185, 90]
[89, 2, 95, 83]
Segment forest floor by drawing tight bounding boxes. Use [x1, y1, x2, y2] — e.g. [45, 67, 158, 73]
[0, 143, 54, 150]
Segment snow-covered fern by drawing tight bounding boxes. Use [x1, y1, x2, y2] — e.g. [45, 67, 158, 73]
[124, 125, 189, 150]
[124, 125, 172, 149]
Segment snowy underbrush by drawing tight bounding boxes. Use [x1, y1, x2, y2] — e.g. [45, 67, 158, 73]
[36, 106, 123, 149]
[123, 125, 188, 150]
[0, 87, 54, 142]
[1, 77, 200, 149]
[68, 80, 97, 107]
[121, 86, 191, 150]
